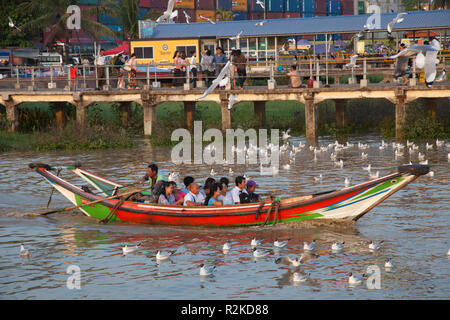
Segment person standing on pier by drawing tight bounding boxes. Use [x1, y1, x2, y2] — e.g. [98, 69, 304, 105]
[95, 49, 106, 90]
[394, 43, 410, 86]
[200, 49, 214, 86]
[188, 51, 198, 88]
[212, 47, 228, 77]
[172, 51, 181, 88]
[286, 65, 303, 88]
[233, 50, 247, 89]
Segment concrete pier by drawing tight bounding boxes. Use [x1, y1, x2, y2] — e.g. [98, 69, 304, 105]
[304, 96, 318, 146]
[254, 101, 266, 127]
[184, 101, 195, 133]
[335, 99, 347, 132]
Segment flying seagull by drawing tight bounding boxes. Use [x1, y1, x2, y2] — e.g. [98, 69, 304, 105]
[228, 94, 240, 110]
[345, 55, 359, 69]
[230, 30, 243, 41]
[255, 21, 266, 27]
[183, 10, 191, 24]
[435, 70, 446, 82]
[199, 15, 216, 24]
[390, 39, 442, 87]
[198, 61, 231, 100]
[387, 12, 408, 35]
[156, 0, 177, 24]
[256, 0, 265, 9]
[8, 16, 21, 31]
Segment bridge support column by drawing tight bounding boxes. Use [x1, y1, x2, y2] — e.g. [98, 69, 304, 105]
[5, 101, 19, 132]
[335, 99, 346, 131]
[220, 100, 232, 132]
[184, 101, 196, 133]
[119, 102, 130, 128]
[143, 100, 157, 136]
[304, 97, 318, 146]
[394, 92, 407, 142]
[54, 102, 66, 130]
[425, 98, 437, 119]
[254, 101, 266, 127]
[75, 102, 87, 128]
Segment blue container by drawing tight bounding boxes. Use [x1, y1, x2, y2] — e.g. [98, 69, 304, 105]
[287, 0, 301, 12]
[269, 0, 285, 12]
[249, 0, 264, 12]
[302, 0, 315, 17]
[79, 0, 98, 4]
[218, 0, 233, 11]
[99, 14, 120, 25]
[102, 25, 123, 41]
[327, 0, 341, 15]
[233, 11, 248, 20]
[139, 7, 149, 19]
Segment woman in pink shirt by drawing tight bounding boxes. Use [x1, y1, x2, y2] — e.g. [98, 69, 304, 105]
[172, 51, 181, 88]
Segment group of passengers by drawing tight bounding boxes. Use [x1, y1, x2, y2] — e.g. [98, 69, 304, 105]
[140, 164, 261, 206]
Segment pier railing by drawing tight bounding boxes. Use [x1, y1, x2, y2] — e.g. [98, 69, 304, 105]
[0, 51, 447, 91]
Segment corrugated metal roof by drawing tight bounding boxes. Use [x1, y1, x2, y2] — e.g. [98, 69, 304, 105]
[140, 10, 450, 39]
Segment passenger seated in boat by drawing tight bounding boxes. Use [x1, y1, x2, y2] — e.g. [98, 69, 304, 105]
[179, 176, 194, 200]
[169, 181, 185, 204]
[205, 183, 223, 206]
[240, 180, 261, 203]
[230, 176, 248, 204]
[199, 177, 216, 199]
[217, 177, 233, 205]
[183, 183, 205, 206]
[158, 181, 183, 205]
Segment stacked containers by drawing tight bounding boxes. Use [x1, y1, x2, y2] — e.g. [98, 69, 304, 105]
[268, 0, 284, 12]
[139, 7, 149, 19]
[195, 9, 216, 22]
[327, 0, 341, 16]
[148, 0, 172, 9]
[195, 0, 215, 23]
[196, 0, 215, 10]
[267, 12, 284, 19]
[286, 0, 300, 12]
[79, 0, 98, 3]
[233, 11, 248, 20]
[248, 0, 264, 12]
[315, 0, 326, 16]
[218, 0, 233, 10]
[341, 0, 355, 15]
[283, 12, 300, 18]
[303, 0, 314, 17]
[232, 0, 248, 21]
[175, 8, 196, 23]
[139, 0, 151, 7]
[174, 0, 195, 9]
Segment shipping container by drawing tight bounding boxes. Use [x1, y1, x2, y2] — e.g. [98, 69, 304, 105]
[283, 12, 300, 18]
[267, 12, 284, 19]
[327, 0, 341, 16]
[303, 0, 314, 17]
[79, 0, 98, 4]
[218, 0, 233, 11]
[286, 0, 300, 12]
[232, 0, 247, 11]
[358, 0, 365, 14]
[194, 9, 216, 22]
[174, 0, 195, 9]
[196, 0, 216, 10]
[139, 0, 151, 7]
[315, 0, 326, 16]
[149, 0, 172, 8]
[139, 8, 149, 19]
[248, 0, 264, 12]
[233, 11, 248, 20]
[247, 11, 265, 20]
[174, 8, 195, 23]
[341, 0, 355, 15]
[268, 0, 284, 12]
[79, 4, 98, 21]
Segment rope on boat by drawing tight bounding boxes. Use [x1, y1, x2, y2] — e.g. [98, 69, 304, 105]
[255, 201, 265, 220]
[46, 168, 62, 208]
[271, 200, 281, 227]
[99, 199, 124, 224]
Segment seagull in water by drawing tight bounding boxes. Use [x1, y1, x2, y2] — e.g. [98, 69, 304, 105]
[303, 240, 316, 251]
[331, 241, 345, 252]
[273, 238, 290, 248]
[20, 244, 30, 257]
[348, 272, 366, 285]
[387, 12, 408, 35]
[282, 129, 291, 140]
[369, 240, 384, 251]
[369, 171, 379, 179]
[198, 61, 231, 100]
[293, 272, 310, 283]
[385, 258, 394, 268]
[253, 248, 271, 258]
[275, 256, 302, 268]
[156, 250, 176, 260]
[363, 164, 371, 172]
[251, 237, 262, 247]
[223, 242, 231, 251]
[122, 242, 142, 255]
[199, 263, 216, 276]
[228, 94, 239, 110]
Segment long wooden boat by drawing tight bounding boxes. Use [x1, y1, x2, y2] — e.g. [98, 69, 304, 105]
[30, 163, 429, 227]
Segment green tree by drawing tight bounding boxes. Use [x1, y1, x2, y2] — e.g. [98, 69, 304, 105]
[16, 0, 117, 62]
[100, 0, 140, 40]
[0, 0, 38, 47]
[431, 0, 447, 9]
[215, 9, 234, 22]
[401, 0, 428, 10]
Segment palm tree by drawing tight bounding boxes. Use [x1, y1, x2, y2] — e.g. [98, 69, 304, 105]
[143, 9, 164, 22]
[100, 0, 140, 40]
[431, 0, 447, 9]
[215, 9, 234, 22]
[17, 0, 118, 63]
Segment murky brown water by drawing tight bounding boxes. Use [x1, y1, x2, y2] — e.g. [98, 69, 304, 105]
[0, 135, 449, 299]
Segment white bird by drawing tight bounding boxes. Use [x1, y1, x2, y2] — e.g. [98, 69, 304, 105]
[255, 21, 267, 27]
[223, 242, 231, 251]
[313, 174, 323, 183]
[228, 94, 239, 110]
[348, 272, 365, 285]
[282, 164, 291, 170]
[199, 263, 216, 276]
[447, 248, 450, 256]
[345, 55, 359, 69]
[361, 152, 368, 159]
[385, 258, 394, 268]
[8, 16, 21, 31]
[273, 238, 290, 248]
[331, 241, 345, 252]
[156, 0, 176, 24]
[363, 164, 371, 172]
[426, 142, 433, 150]
[229, 168, 234, 175]
[219, 76, 229, 88]
[418, 152, 425, 161]
[435, 70, 446, 82]
[395, 149, 404, 157]
[390, 39, 442, 87]
[369, 171, 379, 179]
[256, 0, 265, 9]
[168, 172, 179, 182]
[230, 30, 243, 41]
[419, 159, 428, 165]
[387, 12, 408, 35]
[282, 128, 291, 140]
[156, 250, 175, 260]
[122, 242, 142, 255]
[20, 244, 30, 257]
[369, 240, 384, 250]
[210, 168, 216, 176]
[344, 177, 351, 187]
[253, 248, 271, 258]
[275, 256, 302, 267]
[293, 272, 310, 282]
[436, 139, 444, 147]
[199, 15, 216, 24]
[303, 240, 316, 251]
[183, 10, 191, 24]
[334, 159, 344, 168]
[426, 171, 434, 177]
[198, 61, 231, 100]
[251, 237, 262, 247]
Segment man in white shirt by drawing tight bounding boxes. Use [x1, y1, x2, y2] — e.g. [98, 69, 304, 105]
[95, 49, 106, 90]
[230, 176, 248, 204]
[188, 51, 198, 88]
[184, 183, 205, 206]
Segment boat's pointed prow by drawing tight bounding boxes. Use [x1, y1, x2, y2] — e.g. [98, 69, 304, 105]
[398, 164, 430, 176]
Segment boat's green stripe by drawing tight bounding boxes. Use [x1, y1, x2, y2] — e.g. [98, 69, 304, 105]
[354, 177, 404, 200]
[74, 195, 121, 222]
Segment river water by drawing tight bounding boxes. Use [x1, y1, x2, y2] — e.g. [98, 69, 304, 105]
[0, 135, 449, 299]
